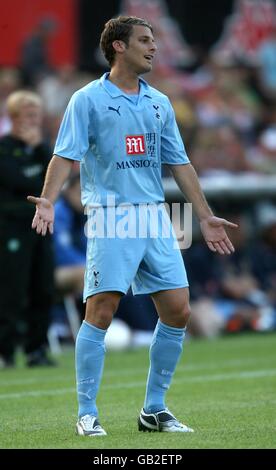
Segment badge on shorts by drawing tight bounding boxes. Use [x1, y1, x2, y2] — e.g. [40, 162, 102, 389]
[93, 270, 100, 287]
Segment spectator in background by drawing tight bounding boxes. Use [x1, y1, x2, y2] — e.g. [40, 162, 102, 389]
[0, 68, 21, 137]
[190, 125, 251, 177]
[247, 125, 276, 174]
[258, 23, 276, 100]
[37, 65, 78, 147]
[37, 64, 77, 117]
[250, 203, 276, 330]
[0, 90, 55, 368]
[20, 17, 57, 87]
[186, 213, 275, 337]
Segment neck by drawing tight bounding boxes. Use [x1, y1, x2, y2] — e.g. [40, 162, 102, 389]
[109, 65, 140, 94]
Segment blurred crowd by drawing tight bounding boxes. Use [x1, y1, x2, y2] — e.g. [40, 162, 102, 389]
[1, 36, 276, 176]
[0, 22, 276, 367]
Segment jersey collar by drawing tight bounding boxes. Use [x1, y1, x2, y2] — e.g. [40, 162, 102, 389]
[100, 72, 152, 99]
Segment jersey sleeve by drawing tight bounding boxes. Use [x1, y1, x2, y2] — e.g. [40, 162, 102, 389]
[54, 91, 91, 162]
[161, 97, 190, 165]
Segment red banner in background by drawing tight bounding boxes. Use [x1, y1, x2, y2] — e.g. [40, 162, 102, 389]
[0, 0, 77, 66]
[211, 0, 276, 64]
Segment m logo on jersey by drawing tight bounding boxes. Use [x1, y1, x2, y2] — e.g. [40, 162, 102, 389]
[126, 135, 146, 155]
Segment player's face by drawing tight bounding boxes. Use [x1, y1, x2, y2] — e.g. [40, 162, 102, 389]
[123, 25, 157, 74]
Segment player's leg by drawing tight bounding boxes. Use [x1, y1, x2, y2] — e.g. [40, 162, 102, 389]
[133, 206, 193, 431]
[139, 287, 193, 432]
[152, 286, 190, 327]
[76, 229, 145, 436]
[144, 287, 190, 412]
[75, 291, 121, 436]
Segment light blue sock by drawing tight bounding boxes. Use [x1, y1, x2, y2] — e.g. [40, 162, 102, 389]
[75, 320, 107, 418]
[144, 319, 186, 414]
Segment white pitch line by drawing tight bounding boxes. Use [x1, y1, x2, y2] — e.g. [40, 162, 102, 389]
[0, 368, 275, 400]
[0, 387, 75, 399]
[1, 356, 274, 386]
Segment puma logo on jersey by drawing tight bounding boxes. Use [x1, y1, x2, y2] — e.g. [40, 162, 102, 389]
[108, 106, 121, 116]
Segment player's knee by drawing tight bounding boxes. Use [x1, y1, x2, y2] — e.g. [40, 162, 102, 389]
[85, 293, 120, 328]
[182, 304, 191, 325]
[171, 302, 191, 328]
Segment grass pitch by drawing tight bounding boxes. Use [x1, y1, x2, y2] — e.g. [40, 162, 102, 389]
[0, 332, 275, 449]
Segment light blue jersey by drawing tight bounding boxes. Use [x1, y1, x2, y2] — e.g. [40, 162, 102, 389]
[54, 72, 189, 298]
[54, 72, 190, 207]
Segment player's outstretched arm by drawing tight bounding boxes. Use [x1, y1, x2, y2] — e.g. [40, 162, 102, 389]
[27, 155, 74, 236]
[170, 163, 238, 255]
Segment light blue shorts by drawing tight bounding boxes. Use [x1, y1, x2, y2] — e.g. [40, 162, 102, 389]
[83, 204, 189, 300]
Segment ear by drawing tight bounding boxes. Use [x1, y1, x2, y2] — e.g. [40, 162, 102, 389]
[112, 40, 126, 53]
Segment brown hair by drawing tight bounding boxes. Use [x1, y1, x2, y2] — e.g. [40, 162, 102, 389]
[100, 15, 153, 66]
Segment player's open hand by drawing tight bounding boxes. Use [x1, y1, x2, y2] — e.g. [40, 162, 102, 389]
[27, 196, 54, 236]
[200, 216, 238, 255]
